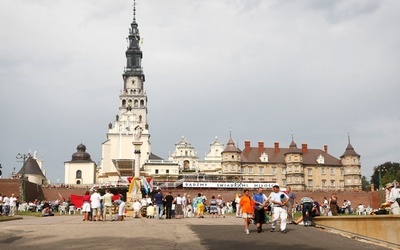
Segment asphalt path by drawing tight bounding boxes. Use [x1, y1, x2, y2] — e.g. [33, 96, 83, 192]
[0, 214, 394, 250]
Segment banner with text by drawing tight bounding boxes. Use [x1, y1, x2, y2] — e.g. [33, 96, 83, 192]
[183, 182, 279, 189]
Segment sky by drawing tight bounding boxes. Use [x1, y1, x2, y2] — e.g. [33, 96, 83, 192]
[0, 0, 399, 183]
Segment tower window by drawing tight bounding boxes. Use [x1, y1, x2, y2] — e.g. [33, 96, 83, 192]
[76, 170, 82, 179]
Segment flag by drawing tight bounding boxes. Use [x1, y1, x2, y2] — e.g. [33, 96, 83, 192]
[128, 177, 134, 193]
[58, 192, 65, 201]
[141, 176, 149, 194]
[146, 177, 153, 191]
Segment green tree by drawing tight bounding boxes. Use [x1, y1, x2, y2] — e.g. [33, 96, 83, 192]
[361, 176, 370, 191]
[371, 162, 400, 189]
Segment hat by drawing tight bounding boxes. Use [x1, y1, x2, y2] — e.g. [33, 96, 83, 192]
[386, 183, 393, 189]
[273, 184, 280, 188]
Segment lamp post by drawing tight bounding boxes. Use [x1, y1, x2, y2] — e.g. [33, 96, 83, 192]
[378, 166, 387, 204]
[16, 153, 31, 202]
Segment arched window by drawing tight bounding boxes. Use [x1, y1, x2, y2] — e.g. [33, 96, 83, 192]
[76, 180, 81, 184]
[76, 170, 82, 179]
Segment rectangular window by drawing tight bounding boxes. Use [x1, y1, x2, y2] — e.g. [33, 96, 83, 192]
[330, 180, 335, 188]
[231, 165, 235, 171]
[321, 168, 326, 175]
[322, 180, 326, 187]
[249, 167, 253, 174]
[308, 180, 313, 188]
[272, 167, 276, 174]
[340, 168, 344, 176]
[155, 169, 159, 174]
[330, 168, 334, 175]
[282, 168, 286, 175]
[166, 169, 169, 174]
[241, 168, 245, 174]
[259, 167, 264, 174]
[308, 168, 312, 176]
[224, 165, 228, 170]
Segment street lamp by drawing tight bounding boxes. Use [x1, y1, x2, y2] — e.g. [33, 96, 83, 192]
[378, 166, 387, 204]
[16, 153, 31, 202]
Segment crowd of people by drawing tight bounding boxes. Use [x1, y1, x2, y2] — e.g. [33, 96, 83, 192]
[2, 179, 398, 228]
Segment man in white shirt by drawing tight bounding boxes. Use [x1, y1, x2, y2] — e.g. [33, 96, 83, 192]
[386, 182, 400, 215]
[9, 194, 17, 217]
[133, 199, 142, 218]
[269, 184, 289, 234]
[90, 189, 102, 221]
[3, 195, 10, 216]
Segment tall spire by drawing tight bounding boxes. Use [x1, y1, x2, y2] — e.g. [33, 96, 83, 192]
[347, 131, 351, 144]
[124, 0, 143, 77]
[133, 0, 136, 21]
[341, 132, 360, 158]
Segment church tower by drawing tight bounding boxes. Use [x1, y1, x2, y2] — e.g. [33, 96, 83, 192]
[98, 3, 151, 183]
[340, 133, 361, 191]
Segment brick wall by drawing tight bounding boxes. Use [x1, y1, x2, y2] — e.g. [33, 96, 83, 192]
[0, 179, 383, 209]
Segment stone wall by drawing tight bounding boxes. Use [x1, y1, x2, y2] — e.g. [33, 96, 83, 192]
[0, 179, 383, 209]
[0, 179, 44, 202]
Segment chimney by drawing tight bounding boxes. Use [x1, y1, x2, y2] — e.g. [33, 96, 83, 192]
[258, 141, 264, 154]
[244, 140, 251, 152]
[324, 144, 328, 153]
[302, 143, 308, 154]
[274, 142, 279, 153]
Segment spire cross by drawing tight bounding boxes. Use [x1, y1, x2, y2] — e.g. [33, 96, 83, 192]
[133, 0, 136, 21]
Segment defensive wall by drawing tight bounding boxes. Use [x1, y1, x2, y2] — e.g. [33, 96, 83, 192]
[0, 179, 382, 208]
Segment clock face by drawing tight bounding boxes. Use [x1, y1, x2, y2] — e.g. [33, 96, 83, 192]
[127, 77, 137, 89]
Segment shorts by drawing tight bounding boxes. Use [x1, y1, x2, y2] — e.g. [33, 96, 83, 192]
[242, 212, 253, 219]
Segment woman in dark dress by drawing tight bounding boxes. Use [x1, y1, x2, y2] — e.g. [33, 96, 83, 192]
[329, 194, 338, 216]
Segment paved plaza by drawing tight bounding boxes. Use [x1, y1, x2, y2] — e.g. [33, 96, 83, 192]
[0, 215, 394, 250]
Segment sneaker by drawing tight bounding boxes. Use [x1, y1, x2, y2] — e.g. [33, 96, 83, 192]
[270, 228, 274, 232]
[246, 229, 250, 235]
[281, 230, 287, 234]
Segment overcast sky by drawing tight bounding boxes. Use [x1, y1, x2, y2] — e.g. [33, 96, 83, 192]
[1, 0, 399, 183]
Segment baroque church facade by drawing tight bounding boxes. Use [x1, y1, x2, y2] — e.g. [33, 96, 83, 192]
[64, 5, 362, 191]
